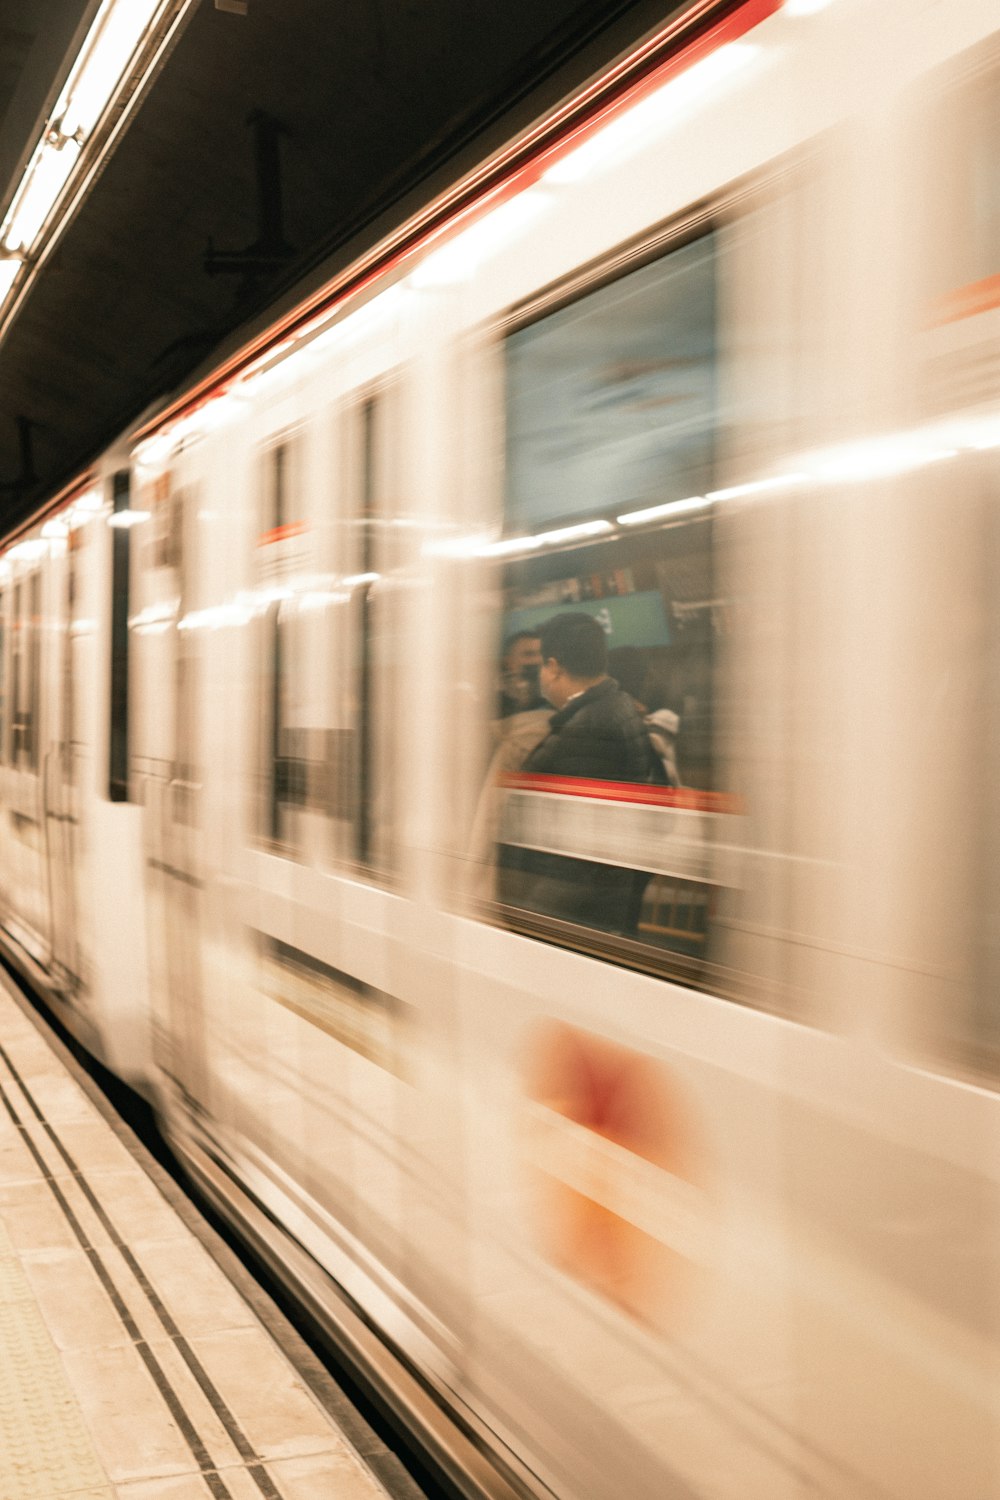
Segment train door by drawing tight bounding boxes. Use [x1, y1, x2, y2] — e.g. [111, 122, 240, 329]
[5, 560, 48, 963]
[41, 524, 84, 996]
[135, 467, 211, 1117]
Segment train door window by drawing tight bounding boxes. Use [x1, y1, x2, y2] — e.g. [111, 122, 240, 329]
[356, 398, 378, 868]
[256, 433, 314, 852]
[335, 388, 402, 882]
[482, 229, 730, 981]
[62, 543, 76, 783]
[355, 395, 385, 873]
[922, 60, 1000, 311]
[109, 469, 132, 801]
[170, 483, 199, 825]
[10, 580, 22, 766]
[11, 572, 41, 773]
[28, 571, 40, 773]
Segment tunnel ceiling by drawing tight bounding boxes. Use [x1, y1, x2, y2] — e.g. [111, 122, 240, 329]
[0, 0, 672, 531]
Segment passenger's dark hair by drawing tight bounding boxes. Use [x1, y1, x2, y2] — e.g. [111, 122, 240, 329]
[539, 612, 608, 679]
[502, 627, 540, 661]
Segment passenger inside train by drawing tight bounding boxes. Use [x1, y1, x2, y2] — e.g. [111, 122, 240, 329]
[482, 225, 718, 960]
[498, 629, 547, 717]
[497, 610, 657, 932]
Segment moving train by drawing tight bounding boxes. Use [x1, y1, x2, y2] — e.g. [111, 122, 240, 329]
[1, 0, 999, 1494]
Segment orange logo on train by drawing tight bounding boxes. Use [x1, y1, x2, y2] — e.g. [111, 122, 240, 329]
[523, 1022, 706, 1327]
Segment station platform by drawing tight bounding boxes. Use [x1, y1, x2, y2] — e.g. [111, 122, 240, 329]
[0, 971, 415, 1500]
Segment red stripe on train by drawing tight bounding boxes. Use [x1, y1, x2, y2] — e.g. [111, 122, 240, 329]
[499, 773, 742, 814]
[256, 520, 306, 546]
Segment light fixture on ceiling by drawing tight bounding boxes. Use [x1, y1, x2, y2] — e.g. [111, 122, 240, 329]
[0, 0, 186, 315]
[2, 136, 81, 255]
[55, 0, 163, 142]
[0, 255, 22, 302]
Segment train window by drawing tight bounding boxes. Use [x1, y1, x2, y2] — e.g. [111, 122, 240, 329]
[109, 468, 132, 801]
[28, 571, 40, 773]
[482, 230, 729, 982]
[10, 581, 22, 766]
[351, 393, 395, 874]
[256, 434, 314, 851]
[356, 398, 378, 866]
[505, 237, 716, 528]
[10, 572, 41, 773]
[62, 544, 76, 784]
[922, 60, 1000, 318]
[327, 389, 401, 881]
[171, 482, 198, 826]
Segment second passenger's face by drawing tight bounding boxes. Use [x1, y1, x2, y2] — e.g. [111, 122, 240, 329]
[504, 636, 543, 706]
[508, 637, 542, 676]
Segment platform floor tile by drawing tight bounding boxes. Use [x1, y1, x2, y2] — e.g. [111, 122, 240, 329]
[0, 975, 399, 1500]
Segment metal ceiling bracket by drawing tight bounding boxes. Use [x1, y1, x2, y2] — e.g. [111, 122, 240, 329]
[204, 110, 294, 298]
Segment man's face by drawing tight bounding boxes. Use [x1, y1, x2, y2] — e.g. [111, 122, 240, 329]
[506, 636, 542, 676]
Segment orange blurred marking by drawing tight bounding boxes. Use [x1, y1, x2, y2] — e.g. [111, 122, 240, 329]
[927, 273, 1000, 326]
[523, 1022, 704, 1327]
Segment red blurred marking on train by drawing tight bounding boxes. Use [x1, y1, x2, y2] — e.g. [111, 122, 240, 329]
[256, 520, 307, 547]
[927, 272, 1000, 325]
[523, 1021, 706, 1328]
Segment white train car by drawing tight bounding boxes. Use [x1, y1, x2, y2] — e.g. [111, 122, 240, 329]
[1, 0, 999, 1494]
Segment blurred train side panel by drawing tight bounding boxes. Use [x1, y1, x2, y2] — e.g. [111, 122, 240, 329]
[1, 1, 1000, 1496]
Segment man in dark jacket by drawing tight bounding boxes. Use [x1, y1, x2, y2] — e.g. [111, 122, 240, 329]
[526, 613, 653, 782]
[500, 612, 654, 930]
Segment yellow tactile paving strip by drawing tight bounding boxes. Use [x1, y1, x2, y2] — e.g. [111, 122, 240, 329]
[0, 1219, 112, 1499]
[0, 977, 405, 1500]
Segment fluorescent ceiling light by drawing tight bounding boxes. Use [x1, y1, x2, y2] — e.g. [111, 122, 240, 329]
[0, 257, 22, 303]
[617, 496, 707, 526]
[2, 138, 80, 254]
[0, 0, 170, 269]
[57, 0, 162, 140]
